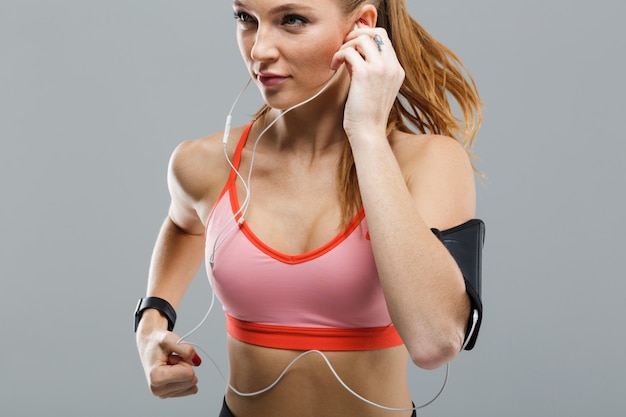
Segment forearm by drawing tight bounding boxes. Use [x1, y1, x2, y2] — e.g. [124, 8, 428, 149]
[351, 137, 470, 368]
[134, 215, 204, 398]
[145, 216, 206, 313]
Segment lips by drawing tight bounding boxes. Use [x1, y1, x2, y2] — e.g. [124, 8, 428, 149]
[257, 73, 289, 87]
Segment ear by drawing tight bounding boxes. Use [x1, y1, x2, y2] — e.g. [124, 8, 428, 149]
[355, 4, 378, 27]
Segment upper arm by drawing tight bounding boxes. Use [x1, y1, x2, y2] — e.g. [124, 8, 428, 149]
[398, 134, 476, 230]
[166, 139, 215, 235]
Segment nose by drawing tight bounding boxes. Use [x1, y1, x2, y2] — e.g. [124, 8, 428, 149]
[250, 25, 279, 62]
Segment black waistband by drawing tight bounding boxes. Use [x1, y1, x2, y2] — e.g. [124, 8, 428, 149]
[219, 397, 236, 417]
[219, 397, 417, 417]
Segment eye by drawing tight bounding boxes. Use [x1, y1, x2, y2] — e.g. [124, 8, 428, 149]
[233, 11, 257, 26]
[282, 14, 308, 27]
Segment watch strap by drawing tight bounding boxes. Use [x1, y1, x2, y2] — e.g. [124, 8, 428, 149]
[134, 296, 176, 332]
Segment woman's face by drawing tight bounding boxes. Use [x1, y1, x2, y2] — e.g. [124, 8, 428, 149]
[233, 0, 355, 110]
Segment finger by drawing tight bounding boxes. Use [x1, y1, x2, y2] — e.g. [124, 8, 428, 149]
[152, 380, 199, 399]
[330, 48, 348, 71]
[372, 34, 384, 52]
[335, 36, 386, 67]
[150, 362, 199, 398]
[153, 382, 199, 399]
[356, 30, 391, 57]
[167, 352, 183, 365]
[331, 35, 377, 69]
[330, 47, 361, 72]
[344, 25, 390, 44]
[344, 19, 380, 41]
[151, 359, 198, 385]
[161, 332, 202, 366]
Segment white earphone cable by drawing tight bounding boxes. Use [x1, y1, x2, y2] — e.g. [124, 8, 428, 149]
[177, 71, 450, 413]
[210, 71, 340, 265]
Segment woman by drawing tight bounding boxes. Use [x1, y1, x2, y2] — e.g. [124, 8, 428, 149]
[135, 0, 483, 416]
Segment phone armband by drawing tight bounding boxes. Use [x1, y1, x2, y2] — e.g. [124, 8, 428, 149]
[431, 219, 485, 350]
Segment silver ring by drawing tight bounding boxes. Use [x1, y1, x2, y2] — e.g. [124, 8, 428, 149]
[373, 34, 384, 52]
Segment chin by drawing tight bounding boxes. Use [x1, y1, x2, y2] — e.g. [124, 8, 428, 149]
[259, 91, 306, 111]
[259, 81, 340, 112]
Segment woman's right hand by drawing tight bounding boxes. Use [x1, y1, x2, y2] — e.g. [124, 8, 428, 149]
[136, 310, 202, 398]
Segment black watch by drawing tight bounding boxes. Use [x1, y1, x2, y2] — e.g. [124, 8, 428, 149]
[134, 297, 177, 332]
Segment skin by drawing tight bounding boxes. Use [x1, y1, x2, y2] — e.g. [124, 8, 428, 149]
[136, 0, 475, 416]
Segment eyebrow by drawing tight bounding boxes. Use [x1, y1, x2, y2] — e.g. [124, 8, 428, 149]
[233, 1, 315, 15]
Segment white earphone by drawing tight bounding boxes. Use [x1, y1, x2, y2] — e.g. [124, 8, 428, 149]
[178, 70, 451, 413]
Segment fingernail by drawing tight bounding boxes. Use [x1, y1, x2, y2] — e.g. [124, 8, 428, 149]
[192, 354, 202, 366]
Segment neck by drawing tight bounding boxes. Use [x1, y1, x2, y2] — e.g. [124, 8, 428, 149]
[259, 70, 351, 154]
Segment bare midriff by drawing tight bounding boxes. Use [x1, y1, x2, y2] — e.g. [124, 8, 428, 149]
[225, 336, 414, 417]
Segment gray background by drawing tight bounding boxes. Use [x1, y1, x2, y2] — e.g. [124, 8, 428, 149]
[1, 0, 625, 416]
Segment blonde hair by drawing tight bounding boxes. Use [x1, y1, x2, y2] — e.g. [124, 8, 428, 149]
[257, 0, 483, 226]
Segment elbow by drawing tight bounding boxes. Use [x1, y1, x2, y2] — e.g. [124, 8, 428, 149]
[407, 331, 464, 370]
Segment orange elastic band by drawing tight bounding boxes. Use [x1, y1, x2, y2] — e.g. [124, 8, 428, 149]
[226, 314, 404, 351]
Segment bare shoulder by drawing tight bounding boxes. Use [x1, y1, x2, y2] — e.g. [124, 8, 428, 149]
[169, 132, 223, 201]
[390, 130, 473, 178]
[390, 130, 476, 229]
[167, 125, 247, 230]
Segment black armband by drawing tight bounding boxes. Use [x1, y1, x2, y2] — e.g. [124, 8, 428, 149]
[431, 219, 485, 350]
[134, 297, 177, 332]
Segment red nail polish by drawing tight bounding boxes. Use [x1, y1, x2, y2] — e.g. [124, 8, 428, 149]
[359, 18, 369, 27]
[192, 354, 202, 366]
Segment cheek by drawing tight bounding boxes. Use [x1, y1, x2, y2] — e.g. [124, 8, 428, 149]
[237, 32, 256, 65]
[295, 36, 343, 74]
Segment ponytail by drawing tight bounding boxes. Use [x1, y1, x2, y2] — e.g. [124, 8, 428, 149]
[336, 0, 483, 226]
[255, 0, 483, 227]
[378, 0, 482, 148]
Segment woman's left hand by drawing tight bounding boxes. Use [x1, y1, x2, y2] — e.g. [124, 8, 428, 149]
[330, 23, 405, 143]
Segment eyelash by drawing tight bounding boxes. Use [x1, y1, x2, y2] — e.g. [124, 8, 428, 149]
[232, 11, 309, 28]
[282, 15, 308, 27]
[233, 11, 255, 25]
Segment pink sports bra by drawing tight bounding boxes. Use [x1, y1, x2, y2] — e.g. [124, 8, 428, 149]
[205, 122, 403, 351]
